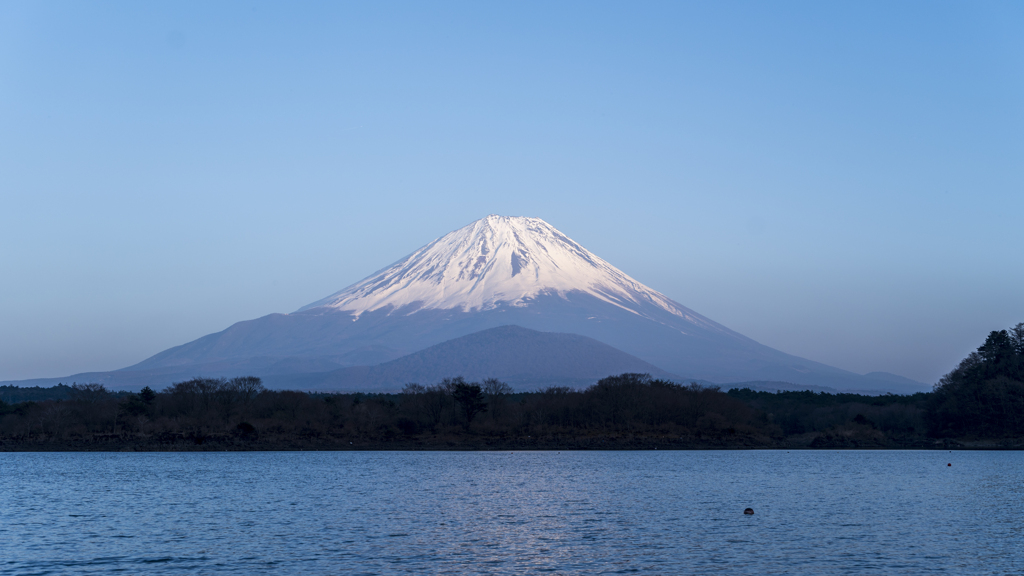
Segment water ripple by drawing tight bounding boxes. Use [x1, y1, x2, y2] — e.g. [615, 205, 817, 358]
[1, 451, 1022, 575]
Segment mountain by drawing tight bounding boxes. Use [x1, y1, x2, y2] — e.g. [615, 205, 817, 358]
[863, 372, 933, 391]
[4, 215, 930, 394]
[298, 214, 707, 322]
[266, 325, 680, 391]
[130, 214, 733, 371]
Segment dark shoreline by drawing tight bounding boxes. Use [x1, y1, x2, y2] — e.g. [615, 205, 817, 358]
[3, 433, 1021, 452]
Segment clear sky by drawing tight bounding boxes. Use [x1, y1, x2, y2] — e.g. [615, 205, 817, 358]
[2, 1, 1022, 384]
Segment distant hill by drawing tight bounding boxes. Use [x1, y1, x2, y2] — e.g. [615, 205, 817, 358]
[265, 325, 679, 392]
[722, 381, 845, 394]
[862, 372, 932, 393]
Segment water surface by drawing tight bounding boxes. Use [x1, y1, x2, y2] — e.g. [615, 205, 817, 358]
[2, 451, 1021, 574]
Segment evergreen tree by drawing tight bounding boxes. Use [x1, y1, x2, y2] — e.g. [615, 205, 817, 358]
[928, 322, 1024, 437]
[452, 382, 487, 430]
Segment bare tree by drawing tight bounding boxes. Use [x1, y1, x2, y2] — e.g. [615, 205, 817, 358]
[229, 376, 265, 406]
[483, 378, 513, 421]
[402, 383, 425, 395]
[423, 384, 449, 428]
[70, 383, 109, 404]
[228, 376, 265, 420]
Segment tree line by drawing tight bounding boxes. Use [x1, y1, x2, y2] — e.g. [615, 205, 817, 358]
[0, 374, 779, 448]
[927, 323, 1024, 437]
[1, 323, 1021, 449]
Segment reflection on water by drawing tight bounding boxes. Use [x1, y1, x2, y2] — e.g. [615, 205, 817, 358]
[1, 451, 1022, 575]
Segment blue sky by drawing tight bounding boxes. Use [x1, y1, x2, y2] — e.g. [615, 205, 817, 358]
[1, 1, 1021, 383]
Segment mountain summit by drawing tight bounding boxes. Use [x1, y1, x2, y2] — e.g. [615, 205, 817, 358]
[300, 215, 720, 333]
[15, 215, 927, 394]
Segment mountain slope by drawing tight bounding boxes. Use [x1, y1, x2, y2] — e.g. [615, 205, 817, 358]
[269, 325, 679, 391]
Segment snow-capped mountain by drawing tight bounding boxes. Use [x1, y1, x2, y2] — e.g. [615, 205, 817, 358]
[300, 215, 719, 332]
[21, 214, 927, 394]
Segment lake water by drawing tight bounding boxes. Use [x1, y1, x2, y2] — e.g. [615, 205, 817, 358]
[1, 450, 1022, 575]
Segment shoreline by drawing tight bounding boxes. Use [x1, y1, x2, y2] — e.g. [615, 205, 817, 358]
[3, 434, 1021, 452]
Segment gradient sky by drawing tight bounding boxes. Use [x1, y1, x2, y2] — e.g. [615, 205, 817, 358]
[2, 1, 1022, 384]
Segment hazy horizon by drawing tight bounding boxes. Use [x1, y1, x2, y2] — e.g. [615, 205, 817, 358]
[2, 1, 1022, 384]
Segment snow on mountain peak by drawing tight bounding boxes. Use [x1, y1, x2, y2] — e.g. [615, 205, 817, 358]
[299, 215, 697, 323]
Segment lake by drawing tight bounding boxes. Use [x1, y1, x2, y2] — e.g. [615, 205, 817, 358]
[1, 450, 1021, 575]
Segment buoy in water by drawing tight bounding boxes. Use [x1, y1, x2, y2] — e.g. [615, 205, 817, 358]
[744, 508, 755, 515]
[948, 463, 951, 467]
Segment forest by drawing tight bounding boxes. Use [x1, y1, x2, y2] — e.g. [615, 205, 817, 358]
[2, 323, 1021, 451]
